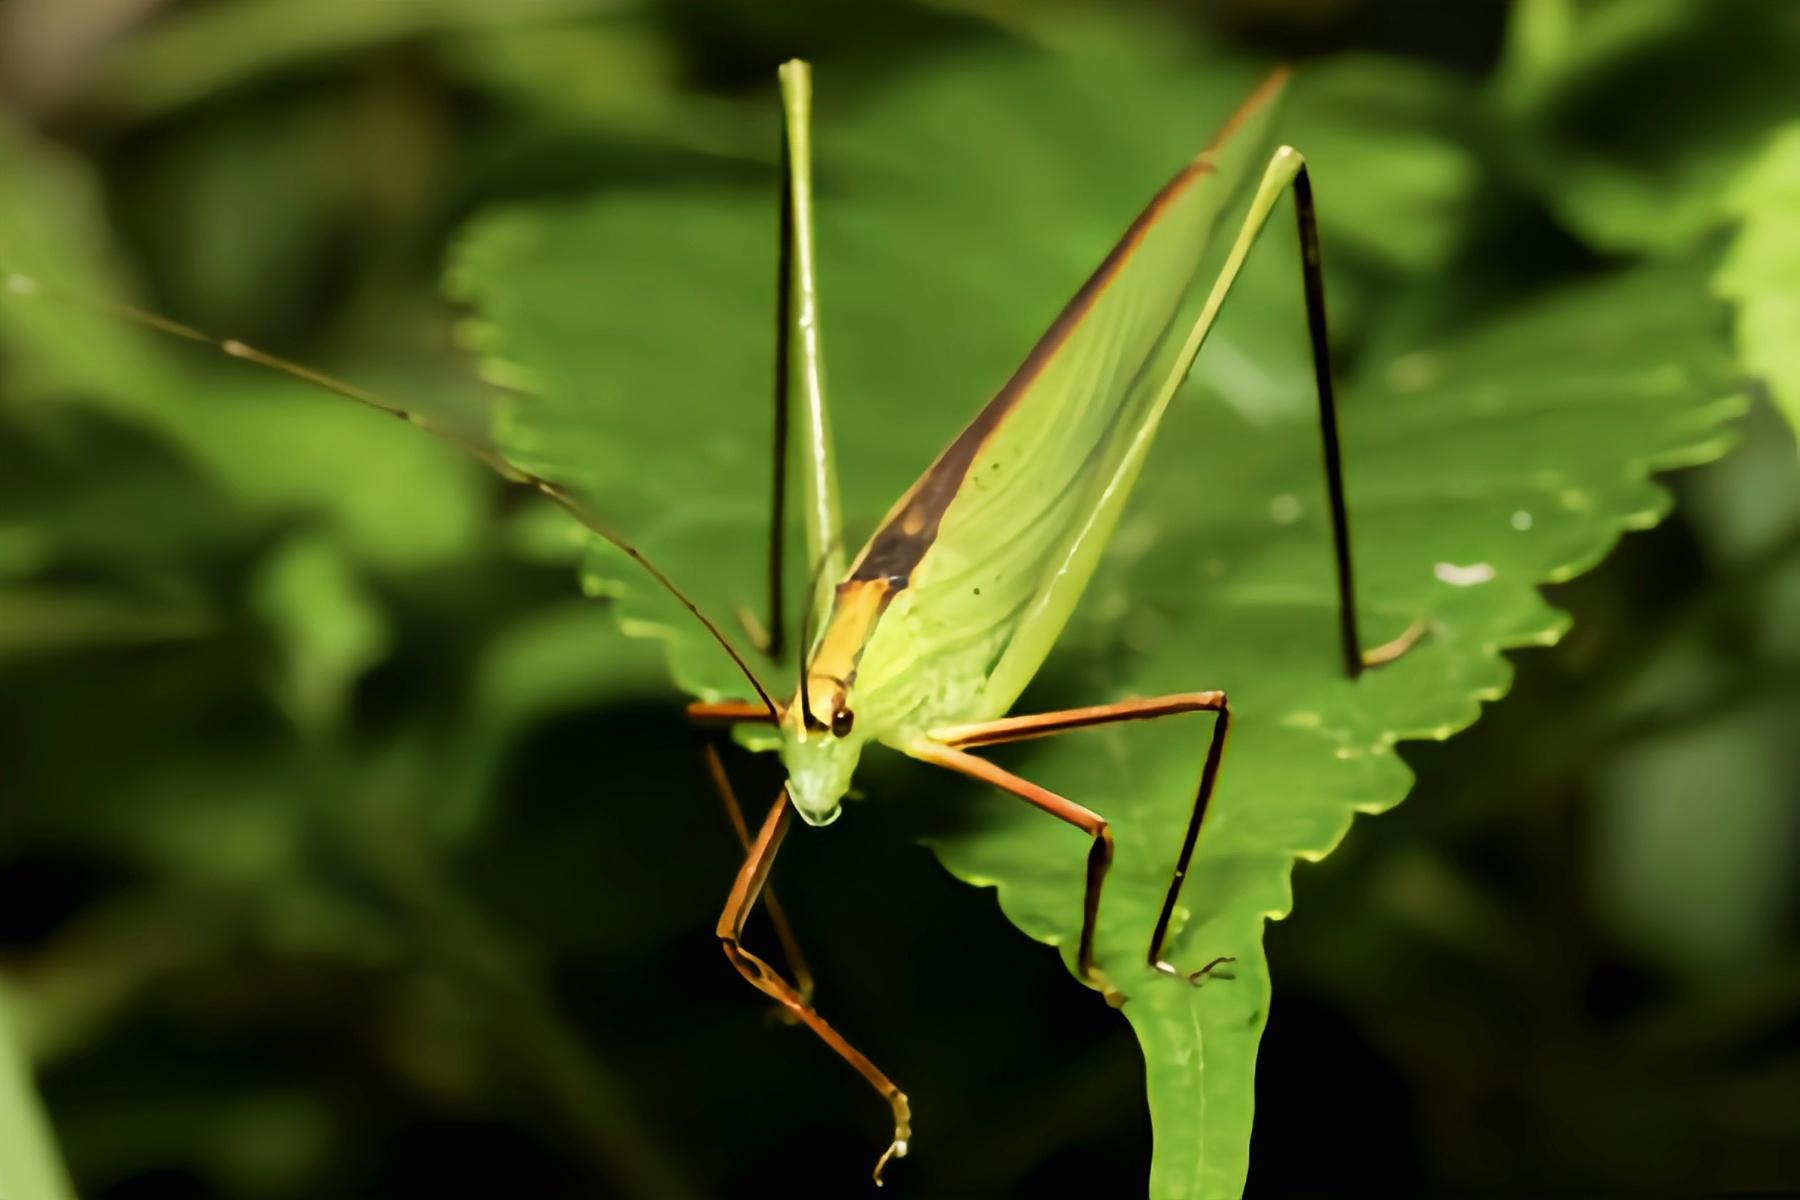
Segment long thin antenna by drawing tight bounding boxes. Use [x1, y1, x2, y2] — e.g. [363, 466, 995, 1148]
[1, 270, 782, 720]
[766, 95, 795, 662]
[793, 539, 839, 730]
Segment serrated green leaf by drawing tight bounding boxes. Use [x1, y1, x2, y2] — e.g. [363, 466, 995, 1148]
[448, 42, 1741, 1198]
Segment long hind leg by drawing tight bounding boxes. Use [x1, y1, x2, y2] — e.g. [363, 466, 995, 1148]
[913, 691, 1236, 1002]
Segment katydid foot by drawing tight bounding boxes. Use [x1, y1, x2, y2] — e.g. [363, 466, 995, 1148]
[1153, 954, 1237, 986]
[871, 1090, 913, 1187]
[1361, 617, 1430, 669]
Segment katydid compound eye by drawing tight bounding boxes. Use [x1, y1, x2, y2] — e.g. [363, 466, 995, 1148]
[831, 707, 856, 738]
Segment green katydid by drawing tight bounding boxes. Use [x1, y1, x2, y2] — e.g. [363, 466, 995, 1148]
[684, 59, 1421, 1181]
[3, 57, 1422, 1185]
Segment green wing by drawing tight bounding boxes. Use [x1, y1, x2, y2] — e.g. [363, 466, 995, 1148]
[849, 70, 1291, 734]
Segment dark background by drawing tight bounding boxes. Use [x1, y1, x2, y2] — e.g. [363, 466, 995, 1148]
[1, 0, 1796, 1195]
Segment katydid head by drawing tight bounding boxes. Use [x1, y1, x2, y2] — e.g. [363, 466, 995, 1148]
[779, 691, 865, 826]
[780, 574, 885, 824]
[779, 727, 863, 826]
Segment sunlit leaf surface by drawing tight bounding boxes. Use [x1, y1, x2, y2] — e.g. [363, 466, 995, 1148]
[1717, 123, 1800, 451]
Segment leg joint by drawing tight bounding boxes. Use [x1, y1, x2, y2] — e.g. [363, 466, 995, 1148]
[720, 936, 774, 989]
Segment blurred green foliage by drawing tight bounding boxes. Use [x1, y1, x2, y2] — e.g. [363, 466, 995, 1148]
[0, 1, 1795, 1197]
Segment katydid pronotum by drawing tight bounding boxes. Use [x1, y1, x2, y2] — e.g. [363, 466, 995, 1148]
[4, 58, 1424, 1185]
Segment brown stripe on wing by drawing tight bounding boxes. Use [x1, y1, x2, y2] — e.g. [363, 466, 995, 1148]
[848, 68, 1290, 587]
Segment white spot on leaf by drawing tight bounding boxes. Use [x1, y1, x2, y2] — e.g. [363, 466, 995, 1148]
[1434, 561, 1496, 587]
